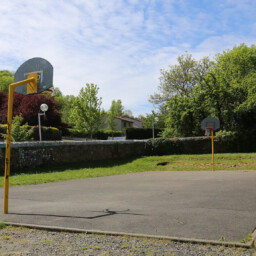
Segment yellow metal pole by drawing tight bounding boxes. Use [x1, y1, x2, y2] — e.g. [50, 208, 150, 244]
[3, 75, 37, 214]
[211, 129, 214, 171]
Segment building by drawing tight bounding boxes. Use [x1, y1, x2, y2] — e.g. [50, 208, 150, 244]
[102, 115, 143, 133]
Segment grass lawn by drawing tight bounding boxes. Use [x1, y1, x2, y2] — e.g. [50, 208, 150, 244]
[1, 153, 256, 187]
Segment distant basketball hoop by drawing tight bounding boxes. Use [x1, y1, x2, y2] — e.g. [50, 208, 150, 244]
[205, 126, 214, 136]
[201, 117, 220, 171]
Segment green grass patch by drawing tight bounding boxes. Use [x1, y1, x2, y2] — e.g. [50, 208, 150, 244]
[0, 153, 256, 187]
[0, 222, 6, 230]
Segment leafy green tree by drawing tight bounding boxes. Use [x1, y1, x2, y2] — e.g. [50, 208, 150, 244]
[143, 110, 165, 129]
[106, 103, 118, 133]
[0, 70, 14, 93]
[69, 84, 103, 139]
[105, 99, 125, 135]
[150, 54, 213, 106]
[123, 109, 134, 118]
[110, 99, 124, 116]
[162, 44, 256, 138]
[55, 93, 75, 125]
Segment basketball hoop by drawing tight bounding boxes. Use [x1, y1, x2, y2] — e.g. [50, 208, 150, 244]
[41, 88, 54, 96]
[205, 126, 213, 136]
[201, 117, 220, 172]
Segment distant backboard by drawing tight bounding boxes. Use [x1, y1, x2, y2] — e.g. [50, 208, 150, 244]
[201, 117, 220, 131]
[14, 57, 53, 95]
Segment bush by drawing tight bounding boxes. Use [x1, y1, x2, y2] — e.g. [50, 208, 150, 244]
[31, 126, 62, 141]
[145, 138, 184, 156]
[1, 116, 33, 141]
[95, 130, 123, 140]
[65, 128, 88, 138]
[63, 128, 123, 140]
[0, 124, 7, 140]
[126, 128, 163, 140]
[215, 130, 238, 152]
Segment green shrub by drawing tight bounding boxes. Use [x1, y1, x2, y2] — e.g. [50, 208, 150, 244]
[63, 128, 122, 140]
[31, 126, 62, 141]
[2, 116, 33, 141]
[0, 124, 7, 140]
[65, 128, 88, 138]
[96, 130, 123, 140]
[145, 138, 184, 156]
[216, 130, 240, 153]
[126, 128, 163, 140]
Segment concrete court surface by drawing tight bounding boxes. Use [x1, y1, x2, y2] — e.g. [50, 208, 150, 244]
[0, 170, 256, 242]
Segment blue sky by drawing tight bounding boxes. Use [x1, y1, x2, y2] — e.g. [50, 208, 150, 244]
[0, 0, 256, 116]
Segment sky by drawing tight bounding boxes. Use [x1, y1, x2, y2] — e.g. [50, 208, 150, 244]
[0, 0, 256, 117]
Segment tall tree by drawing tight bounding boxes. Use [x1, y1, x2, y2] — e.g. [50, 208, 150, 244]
[110, 99, 124, 116]
[54, 91, 75, 125]
[150, 54, 214, 106]
[69, 83, 103, 139]
[162, 44, 256, 138]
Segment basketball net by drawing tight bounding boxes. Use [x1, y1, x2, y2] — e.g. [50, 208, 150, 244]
[205, 126, 213, 136]
[41, 88, 54, 96]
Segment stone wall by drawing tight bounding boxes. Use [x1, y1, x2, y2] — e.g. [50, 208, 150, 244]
[0, 140, 147, 172]
[0, 137, 229, 173]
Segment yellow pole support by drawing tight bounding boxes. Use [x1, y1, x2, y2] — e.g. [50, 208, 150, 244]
[211, 129, 214, 171]
[3, 75, 37, 214]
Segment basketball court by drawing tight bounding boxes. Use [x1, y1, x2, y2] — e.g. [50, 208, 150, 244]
[1, 170, 256, 245]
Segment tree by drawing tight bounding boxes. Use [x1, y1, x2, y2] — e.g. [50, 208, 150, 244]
[0, 70, 14, 93]
[123, 109, 134, 118]
[110, 99, 124, 116]
[143, 110, 165, 129]
[54, 93, 75, 125]
[69, 83, 103, 139]
[149, 54, 214, 106]
[105, 99, 125, 135]
[0, 92, 62, 127]
[162, 44, 256, 138]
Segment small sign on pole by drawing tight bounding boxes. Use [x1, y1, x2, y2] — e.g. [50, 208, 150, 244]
[201, 117, 220, 171]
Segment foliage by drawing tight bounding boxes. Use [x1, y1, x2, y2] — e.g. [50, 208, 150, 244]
[105, 99, 127, 136]
[69, 84, 103, 139]
[126, 127, 162, 140]
[109, 99, 124, 116]
[142, 110, 165, 129]
[145, 138, 183, 155]
[0, 70, 14, 93]
[122, 109, 134, 118]
[0, 92, 62, 128]
[31, 126, 62, 141]
[2, 116, 33, 142]
[54, 92, 75, 125]
[1, 122, 62, 141]
[0, 124, 7, 139]
[162, 44, 256, 139]
[63, 128, 122, 140]
[149, 54, 214, 106]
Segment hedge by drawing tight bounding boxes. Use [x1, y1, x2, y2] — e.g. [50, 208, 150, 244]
[63, 128, 123, 140]
[145, 133, 256, 156]
[0, 124, 62, 141]
[126, 128, 163, 140]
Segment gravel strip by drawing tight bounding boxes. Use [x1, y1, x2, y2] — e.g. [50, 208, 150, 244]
[0, 226, 255, 256]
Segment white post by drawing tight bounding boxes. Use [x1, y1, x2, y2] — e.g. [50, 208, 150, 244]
[38, 103, 48, 141]
[38, 112, 45, 141]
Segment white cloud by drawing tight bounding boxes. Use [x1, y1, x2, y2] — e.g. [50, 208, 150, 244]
[0, 0, 255, 116]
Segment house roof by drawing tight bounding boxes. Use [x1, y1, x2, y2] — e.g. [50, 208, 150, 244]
[115, 116, 134, 123]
